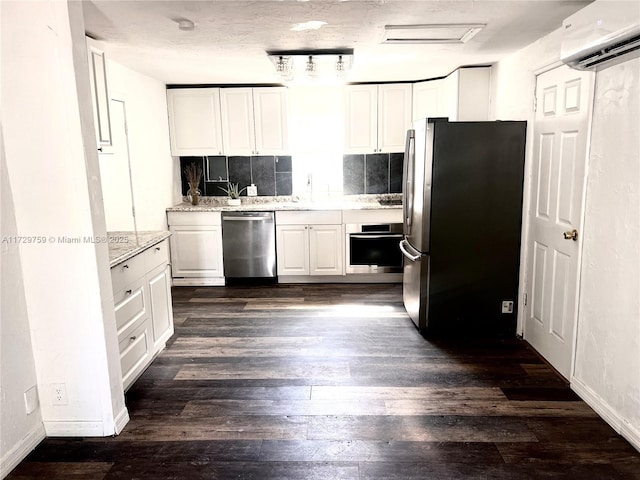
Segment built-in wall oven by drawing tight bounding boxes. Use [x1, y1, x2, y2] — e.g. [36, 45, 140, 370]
[345, 222, 404, 274]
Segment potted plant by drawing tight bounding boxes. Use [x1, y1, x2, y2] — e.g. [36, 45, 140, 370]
[184, 163, 203, 205]
[219, 182, 247, 206]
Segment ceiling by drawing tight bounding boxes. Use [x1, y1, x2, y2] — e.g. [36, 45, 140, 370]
[83, 0, 592, 85]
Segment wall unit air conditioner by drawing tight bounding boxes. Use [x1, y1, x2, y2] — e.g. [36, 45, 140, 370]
[560, 0, 640, 71]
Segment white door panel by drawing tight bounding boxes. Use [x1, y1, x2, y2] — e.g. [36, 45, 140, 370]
[524, 65, 594, 379]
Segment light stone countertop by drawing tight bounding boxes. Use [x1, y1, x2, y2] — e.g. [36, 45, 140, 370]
[108, 230, 171, 268]
[166, 194, 403, 212]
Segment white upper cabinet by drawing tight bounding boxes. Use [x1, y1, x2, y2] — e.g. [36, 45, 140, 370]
[344, 85, 378, 153]
[412, 67, 491, 122]
[220, 87, 289, 156]
[344, 83, 412, 154]
[220, 88, 256, 156]
[167, 88, 224, 156]
[253, 87, 289, 155]
[86, 38, 113, 153]
[377, 84, 413, 152]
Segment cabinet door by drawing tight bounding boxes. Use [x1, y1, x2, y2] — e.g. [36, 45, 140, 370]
[220, 88, 256, 155]
[167, 88, 224, 156]
[378, 83, 412, 153]
[169, 225, 224, 277]
[253, 87, 289, 155]
[457, 67, 491, 121]
[148, 263, 174, 351]
[87, 40, 113, 153]
[309, 224, 343, 276]
[276, 225, 309, 276]
[344, 85, 378, 154]
[412, 79, 443, 121]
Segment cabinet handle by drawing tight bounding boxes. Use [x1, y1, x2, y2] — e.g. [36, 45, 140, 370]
[123, 264, 129, 269]
[130, 335, 137, 342]
[125, 289, 132, 295]
[155, 247, 161, 251]
[98, 147, 103, 152]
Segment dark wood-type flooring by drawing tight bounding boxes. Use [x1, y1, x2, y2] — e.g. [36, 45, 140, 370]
[9, 284, 640, 479]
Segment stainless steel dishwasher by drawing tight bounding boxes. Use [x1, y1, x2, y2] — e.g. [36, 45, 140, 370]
[221, 211, 276, 278]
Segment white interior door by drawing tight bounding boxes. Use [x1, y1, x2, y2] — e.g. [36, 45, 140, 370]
[98, 99, 135, 231]
[523, 65, 594, 378]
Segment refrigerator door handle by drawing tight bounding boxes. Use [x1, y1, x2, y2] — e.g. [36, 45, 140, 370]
[402, 130, 415, 236]
[399, 239, 421, 262]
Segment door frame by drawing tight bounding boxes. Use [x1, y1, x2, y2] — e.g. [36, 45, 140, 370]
[515, 60, 595, 381]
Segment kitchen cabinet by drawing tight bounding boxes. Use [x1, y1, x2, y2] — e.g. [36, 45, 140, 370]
[344, 83, 412, 154]
[412, 67, 491, 122]
[220, 87, 289, 155]
[167, 88, 224, 156]
[167, 211, 224, 285]
[110, 239, 174, 390]
[276, 211, 343, 277]
[86, 38, 113, 154]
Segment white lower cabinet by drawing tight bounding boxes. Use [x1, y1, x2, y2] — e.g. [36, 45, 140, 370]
[111, 238, 174, 391]
[148, 263, 174, 351]
[276, 211, 343, 277]
[167, 212, 224, 286]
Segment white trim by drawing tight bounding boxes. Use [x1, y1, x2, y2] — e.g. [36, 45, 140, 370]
[171, 277, 225, 286]
[0, 422, 46, 479]
[534, 60, 564, 76]
[621, 421, 640, 453]
[43, 421, 105, 437]
[114, 407, 130, 435]
[571, 377, 640, 452]
[278, 273, 403, 284]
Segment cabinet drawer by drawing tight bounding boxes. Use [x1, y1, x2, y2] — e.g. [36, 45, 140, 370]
[342, 208, 402, 224]
[113, 281, 147, 341]
[119, 321, 151, 389]
[276, 210, 342, 225]
[145, 239, 170, 271]
[111, 253, 146, 294]
[167, 211, 221, 226]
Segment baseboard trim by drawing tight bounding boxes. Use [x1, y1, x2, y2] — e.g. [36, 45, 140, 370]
[114, 407, 130, 435]
[571, 376, 640, 452]
[621, 420, 640, 453]
[171, 277, 224, 286]
[43, 420, 104, 437]
[278, 273, 402, 284]
[0, 422, 46, 479]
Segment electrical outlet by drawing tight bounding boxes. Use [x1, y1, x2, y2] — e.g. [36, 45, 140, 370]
[501, 301, 514, 314]
[51, 383, 67, 406]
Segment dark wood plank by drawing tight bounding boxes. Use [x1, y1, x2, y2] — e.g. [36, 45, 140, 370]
[7, 283, 639, 480]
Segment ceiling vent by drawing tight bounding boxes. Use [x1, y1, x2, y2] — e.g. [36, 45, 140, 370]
[382, 24, 485, 44]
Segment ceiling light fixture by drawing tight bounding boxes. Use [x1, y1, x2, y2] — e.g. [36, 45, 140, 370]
[267, 49, 354, 83]
[177, 19, 195, 31]
[290, 20, 327, 32]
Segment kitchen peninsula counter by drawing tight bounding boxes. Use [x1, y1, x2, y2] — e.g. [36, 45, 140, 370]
[108, 230, 171, 268]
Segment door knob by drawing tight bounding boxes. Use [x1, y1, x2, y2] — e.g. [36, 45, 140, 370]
[563, 229, 578, 241]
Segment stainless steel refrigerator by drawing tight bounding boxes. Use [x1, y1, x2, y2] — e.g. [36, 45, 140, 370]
[399, 118, 527, 336]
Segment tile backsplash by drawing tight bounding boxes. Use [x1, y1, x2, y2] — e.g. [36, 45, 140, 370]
[180, 155, 292, 197]
[343, 152, 403, 195]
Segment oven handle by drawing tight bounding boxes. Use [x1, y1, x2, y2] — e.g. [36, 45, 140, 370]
[399, 239, 421, 262]
[350, 234, 403, 240]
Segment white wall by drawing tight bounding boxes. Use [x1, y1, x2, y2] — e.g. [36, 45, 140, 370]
[1, 0, 124, 453]
[572, 57, 640, 449]
[283, 85, 345, 198]
[0, 134, 45, 477]
[106, 60, 179, 230]
[491, 16, 640, 451]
